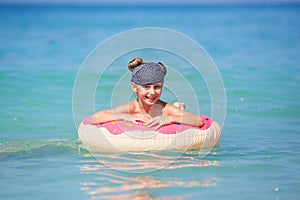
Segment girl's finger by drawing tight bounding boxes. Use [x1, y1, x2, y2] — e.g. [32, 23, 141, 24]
[147, 121, 159, 128]
[154, 124, 162, 130]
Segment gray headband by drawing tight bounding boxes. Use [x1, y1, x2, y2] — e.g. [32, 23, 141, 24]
[131, 62, 165, 85]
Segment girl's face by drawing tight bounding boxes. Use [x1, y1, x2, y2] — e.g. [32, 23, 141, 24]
[133, 83, 163, 106]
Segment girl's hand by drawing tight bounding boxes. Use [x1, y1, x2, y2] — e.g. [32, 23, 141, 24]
[121, 114, 150, 124]
[145, 116, 171, 130]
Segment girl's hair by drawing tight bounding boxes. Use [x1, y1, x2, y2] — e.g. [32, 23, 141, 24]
[128, 57, 167, 75]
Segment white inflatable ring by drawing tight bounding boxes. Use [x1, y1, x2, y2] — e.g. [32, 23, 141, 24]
[78, 115, 222, 152]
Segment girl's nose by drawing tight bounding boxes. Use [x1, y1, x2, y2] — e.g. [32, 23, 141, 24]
[149, 86, 155, 94]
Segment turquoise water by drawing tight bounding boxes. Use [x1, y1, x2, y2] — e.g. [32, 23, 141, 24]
[1, 4, 300, 199]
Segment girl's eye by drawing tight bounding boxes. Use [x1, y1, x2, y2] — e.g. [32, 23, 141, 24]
[141, 84, 162, 90]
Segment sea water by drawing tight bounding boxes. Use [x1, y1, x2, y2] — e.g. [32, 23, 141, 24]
[0, 3, 300, 199]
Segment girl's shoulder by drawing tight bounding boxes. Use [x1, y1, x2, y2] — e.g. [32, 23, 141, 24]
[163, 102, 182, 115]
[112, 101, 134, 113]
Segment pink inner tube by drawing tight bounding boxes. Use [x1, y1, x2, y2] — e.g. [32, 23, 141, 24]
[78, 115, 222, 152]
[83, 115, 213, 135]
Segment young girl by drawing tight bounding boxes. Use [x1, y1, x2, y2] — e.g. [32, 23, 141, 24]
[91, 58, 203, 130]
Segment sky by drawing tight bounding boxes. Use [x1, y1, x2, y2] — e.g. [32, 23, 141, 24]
[0, 0, 299, 5]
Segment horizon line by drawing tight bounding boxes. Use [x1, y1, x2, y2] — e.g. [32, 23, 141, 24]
[1, 3, 300, 7]
[0, 0, 300, 6]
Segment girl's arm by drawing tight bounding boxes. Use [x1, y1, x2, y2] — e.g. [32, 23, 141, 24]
[169, 111, 204, 127]
[91, 104, 132, 124]
[145, 104, 203, 129]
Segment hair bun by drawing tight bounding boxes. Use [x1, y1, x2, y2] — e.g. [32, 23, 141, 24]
[128, 57, 143, 72]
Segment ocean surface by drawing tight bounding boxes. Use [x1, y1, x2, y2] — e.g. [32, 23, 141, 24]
[1, 3, 300, 200]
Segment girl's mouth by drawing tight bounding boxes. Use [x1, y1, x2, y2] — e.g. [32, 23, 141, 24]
[146, 95, 157, 101]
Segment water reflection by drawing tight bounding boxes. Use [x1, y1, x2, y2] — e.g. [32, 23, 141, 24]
[79, 150, 219, 199]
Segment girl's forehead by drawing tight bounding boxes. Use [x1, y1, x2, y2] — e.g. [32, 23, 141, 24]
[140, 83, 163, 87]
[153, 83, 163, 86]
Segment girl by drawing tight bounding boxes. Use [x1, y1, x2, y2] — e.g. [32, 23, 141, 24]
[91, 58, 203, 130]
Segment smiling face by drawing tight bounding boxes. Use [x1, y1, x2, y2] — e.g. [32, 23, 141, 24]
[132, 82, 163, 106]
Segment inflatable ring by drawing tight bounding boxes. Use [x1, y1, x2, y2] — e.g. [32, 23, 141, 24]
[78, 115, 222, 152]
